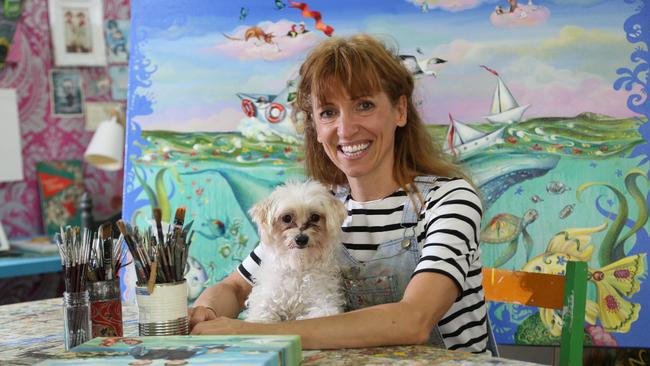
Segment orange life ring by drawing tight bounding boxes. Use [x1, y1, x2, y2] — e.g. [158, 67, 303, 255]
[242, 99, 256, 117]
[265, 103, 286, 123]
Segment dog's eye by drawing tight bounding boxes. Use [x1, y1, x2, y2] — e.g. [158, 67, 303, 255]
[309, 213, 320, 222]
[281, 214, 293, 223]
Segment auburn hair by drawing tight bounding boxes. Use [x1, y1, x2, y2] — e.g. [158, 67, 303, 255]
[295, 34, 471, 199]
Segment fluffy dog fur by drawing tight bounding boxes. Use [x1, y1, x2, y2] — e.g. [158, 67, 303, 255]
[245, 180, 347, 323]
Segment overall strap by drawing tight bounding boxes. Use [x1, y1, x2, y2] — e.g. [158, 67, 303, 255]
[399, 176, 446, 349]
[333, 185, 350, 203]
[400, 176, 439, 237]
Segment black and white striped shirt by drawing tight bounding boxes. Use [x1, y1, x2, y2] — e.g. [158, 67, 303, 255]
[238, 177, 488, 353]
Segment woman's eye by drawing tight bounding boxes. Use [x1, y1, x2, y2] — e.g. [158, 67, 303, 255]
[318, 109, 336, 121]
[309, 213, 320, 222]
[281, 214, 293, 223]
[357, 101, 375, 111]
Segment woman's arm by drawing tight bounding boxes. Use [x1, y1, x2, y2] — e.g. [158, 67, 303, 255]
[191, 271, 458, 349]
[189, 271, 253, 329]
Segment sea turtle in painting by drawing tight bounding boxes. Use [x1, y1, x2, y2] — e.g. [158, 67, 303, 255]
[480, 209, 539, 267]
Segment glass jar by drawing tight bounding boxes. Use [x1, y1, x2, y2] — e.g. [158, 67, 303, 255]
[63, 290, 91, 351]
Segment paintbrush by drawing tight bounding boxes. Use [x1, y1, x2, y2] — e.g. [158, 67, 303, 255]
[147, 260, 158, 294]
[152, 207, 165, 247]
[100, 223, 114, 281]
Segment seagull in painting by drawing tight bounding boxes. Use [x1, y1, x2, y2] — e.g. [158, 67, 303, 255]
[399, 54, 447, 78]
[239, 7, 249, 21]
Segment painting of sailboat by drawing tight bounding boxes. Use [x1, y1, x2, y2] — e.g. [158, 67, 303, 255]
[443, 113, 505, 159]
[482, 65, 530, 124]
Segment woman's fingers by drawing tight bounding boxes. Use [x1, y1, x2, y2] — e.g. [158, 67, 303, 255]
[188, 306, 218, 330]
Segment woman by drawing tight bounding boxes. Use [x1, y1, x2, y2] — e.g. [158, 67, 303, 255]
[189, 34, 488, 353]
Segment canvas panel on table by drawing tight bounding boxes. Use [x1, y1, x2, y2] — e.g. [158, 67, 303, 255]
[0, 88, 24, 182]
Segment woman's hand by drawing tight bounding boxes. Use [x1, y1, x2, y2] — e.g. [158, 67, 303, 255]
[188, 305, 218, 331]
[190, 316, 253, 335]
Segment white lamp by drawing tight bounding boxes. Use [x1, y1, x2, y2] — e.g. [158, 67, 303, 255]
[84, 116, 125, 171]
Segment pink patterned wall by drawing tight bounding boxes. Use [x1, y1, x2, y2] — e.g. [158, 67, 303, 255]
[0, 0, 129, 239]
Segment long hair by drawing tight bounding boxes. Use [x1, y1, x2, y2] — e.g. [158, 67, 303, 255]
[295, 34, 471, 199]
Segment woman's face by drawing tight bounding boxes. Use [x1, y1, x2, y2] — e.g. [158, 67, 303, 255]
[312, 89, 406, 185]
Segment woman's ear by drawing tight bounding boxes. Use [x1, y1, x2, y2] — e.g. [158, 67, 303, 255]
[396, 95, 407, 127]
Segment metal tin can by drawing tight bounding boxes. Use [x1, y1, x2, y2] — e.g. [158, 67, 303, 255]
[88, 279, 123, 338]
[135, 280, 188, 336]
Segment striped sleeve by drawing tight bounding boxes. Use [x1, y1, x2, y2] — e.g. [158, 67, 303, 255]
[236, 242, 267, 285]
[413, 179, 483, 294]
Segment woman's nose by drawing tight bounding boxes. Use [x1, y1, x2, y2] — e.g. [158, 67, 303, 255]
[336, 111, 359, 138]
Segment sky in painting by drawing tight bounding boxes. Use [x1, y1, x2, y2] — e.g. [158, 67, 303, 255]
[132, 0, 637, 132]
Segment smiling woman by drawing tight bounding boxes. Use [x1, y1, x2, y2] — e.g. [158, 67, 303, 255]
[189, 34, 490, 355]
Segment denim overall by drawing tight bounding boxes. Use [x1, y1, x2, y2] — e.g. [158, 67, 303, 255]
[335, 177, 446, 348]
[335, 176, 499, 355]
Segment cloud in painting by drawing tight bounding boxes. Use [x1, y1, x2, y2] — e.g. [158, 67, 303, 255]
[136, 106, 243, 132]
[490, 3, 550, 27]
[415, 27, 636, 123]
[551, 0, 606, 4]
[405, 0, 481, 12]
[209, 20, 321, 61]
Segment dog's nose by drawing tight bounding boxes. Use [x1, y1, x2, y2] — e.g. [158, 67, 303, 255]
[295, 234, 309, 248]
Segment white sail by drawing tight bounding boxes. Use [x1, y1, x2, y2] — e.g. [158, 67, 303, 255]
[483, 68, 531, 124]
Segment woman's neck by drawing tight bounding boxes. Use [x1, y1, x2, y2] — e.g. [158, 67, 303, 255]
[347, 177, 401, 202]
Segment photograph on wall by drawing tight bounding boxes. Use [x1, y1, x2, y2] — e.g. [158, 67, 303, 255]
[85, 74, 111, 99]
[108, 65, 128, 100]
[124, 0, 650, 351]
[48, 0, 106, 66]
[85, 101, 123, 130]
[50, 69, 84, 116]
[104, 19, 129, 63]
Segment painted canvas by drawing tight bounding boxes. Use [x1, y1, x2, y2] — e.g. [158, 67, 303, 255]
[125, 0, 650, 348]
[34, 335, 301, 366]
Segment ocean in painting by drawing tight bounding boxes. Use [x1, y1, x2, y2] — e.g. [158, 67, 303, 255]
[126, 112, 645, 308]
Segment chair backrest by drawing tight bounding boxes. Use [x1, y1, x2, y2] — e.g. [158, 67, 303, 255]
[482, 261, 588, 366]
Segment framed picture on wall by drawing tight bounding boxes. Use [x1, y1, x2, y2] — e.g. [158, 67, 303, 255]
[48, 0, 106, 66]
[108, 65, 128, 101]
[50, 69, 84, 116]
[104, 19, 129, 63]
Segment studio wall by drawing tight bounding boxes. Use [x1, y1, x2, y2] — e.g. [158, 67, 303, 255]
[0, 0, 127, 239]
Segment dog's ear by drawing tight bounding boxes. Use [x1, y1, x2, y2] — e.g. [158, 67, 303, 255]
[249, 197, 273, 227]
[326, 194, 347, 233]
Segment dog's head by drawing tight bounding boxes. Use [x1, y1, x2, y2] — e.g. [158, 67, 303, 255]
[249, 180, 346, 261]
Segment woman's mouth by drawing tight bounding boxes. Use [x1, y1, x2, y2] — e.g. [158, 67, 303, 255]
[339, 142, 370, 158]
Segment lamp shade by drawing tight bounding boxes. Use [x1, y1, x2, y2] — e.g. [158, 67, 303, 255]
[84, 117, 124, 171]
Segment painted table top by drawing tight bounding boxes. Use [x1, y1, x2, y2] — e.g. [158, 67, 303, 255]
[0, 298, 543, 365]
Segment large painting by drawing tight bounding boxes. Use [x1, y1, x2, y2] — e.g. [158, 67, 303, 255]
[125, 0, 650, 348]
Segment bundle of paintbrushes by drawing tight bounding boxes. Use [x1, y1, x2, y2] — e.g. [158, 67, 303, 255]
[54, 226, 93, 350]
[86, 222, 130, 282]
[54, 226, 92, 293]
[116, 207, 194, 293]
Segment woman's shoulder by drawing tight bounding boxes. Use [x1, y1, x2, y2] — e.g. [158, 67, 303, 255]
[415, 175, 476, 191]
[416, 176, 480, 202]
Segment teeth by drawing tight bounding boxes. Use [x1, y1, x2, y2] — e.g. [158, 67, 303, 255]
[340, 143, 369, 154]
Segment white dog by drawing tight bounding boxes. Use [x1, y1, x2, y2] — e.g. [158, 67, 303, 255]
[245, 180, 347, 323]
